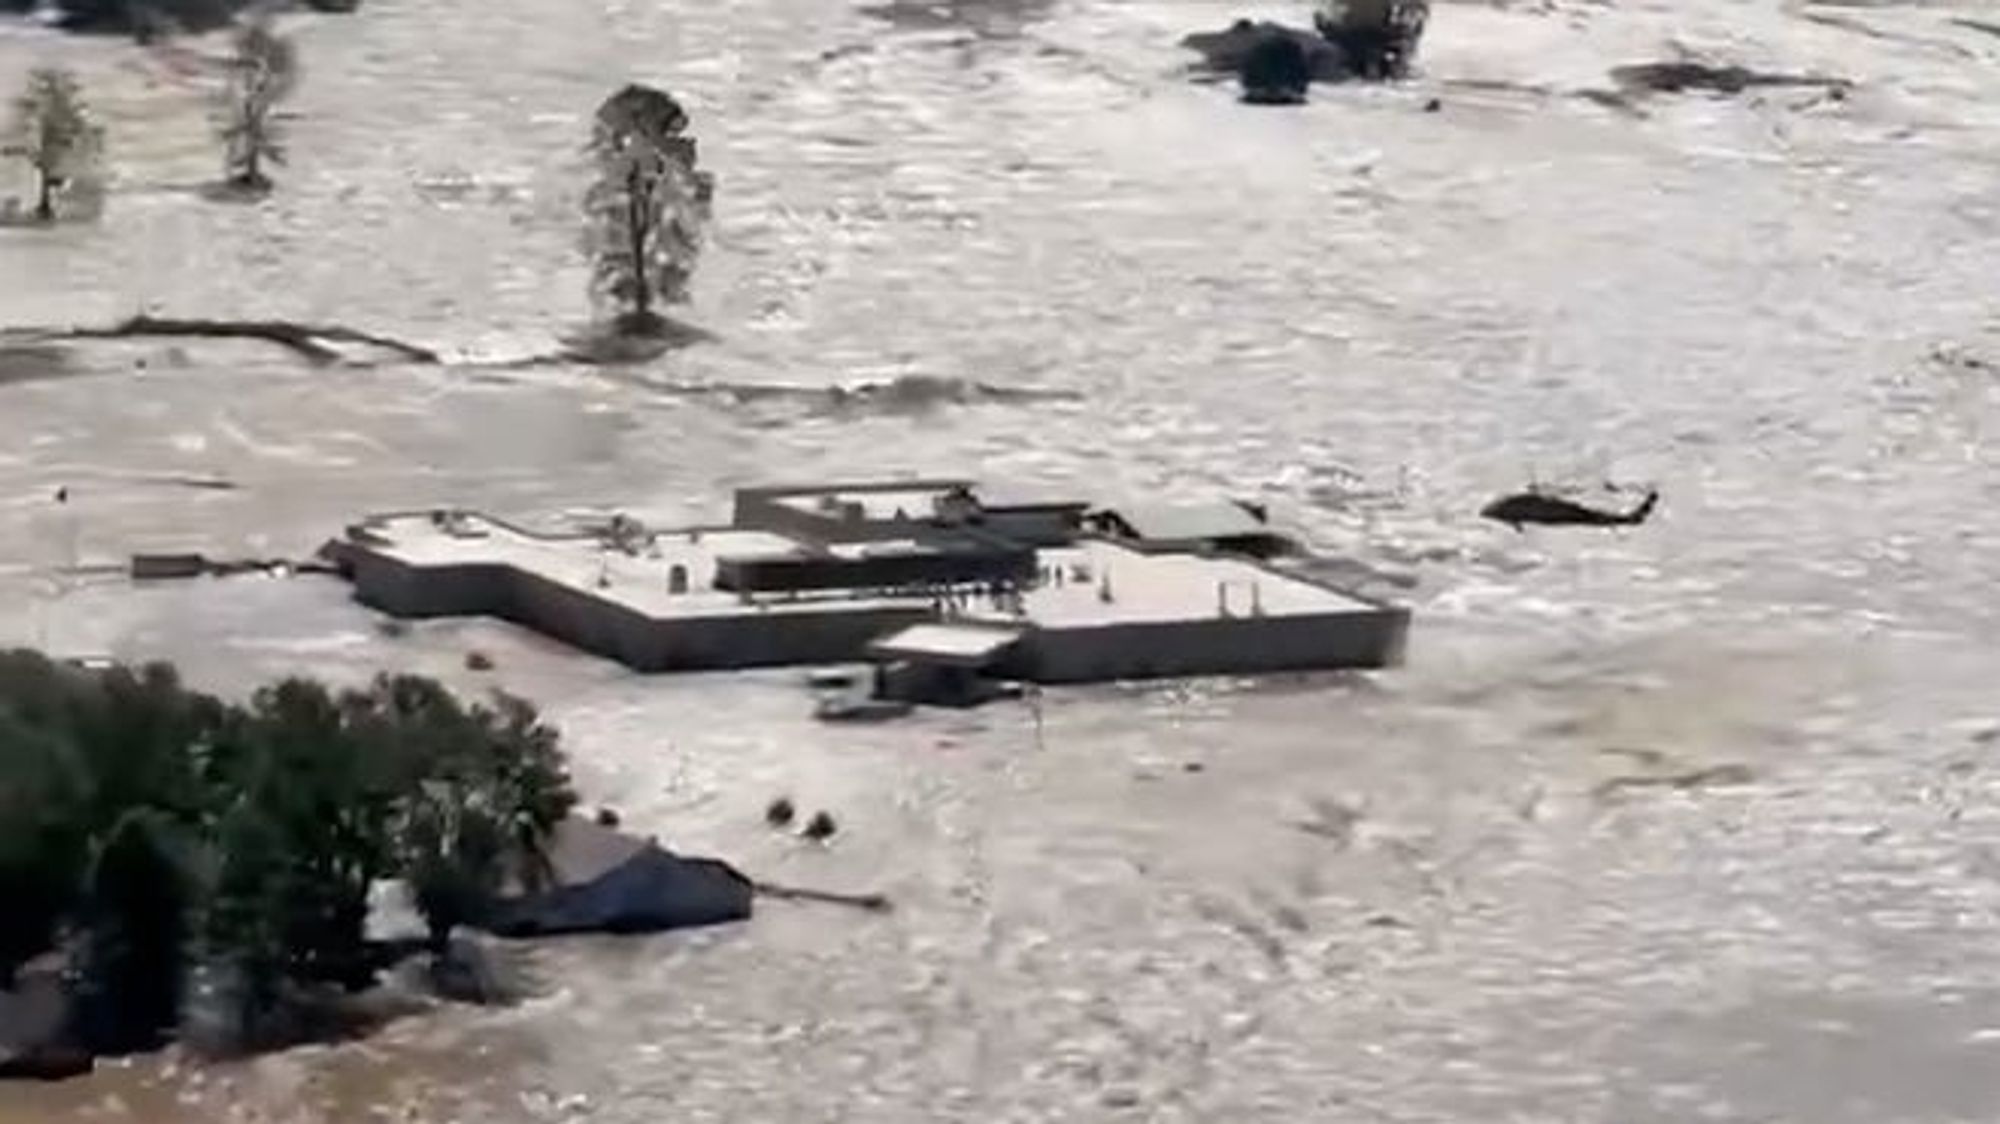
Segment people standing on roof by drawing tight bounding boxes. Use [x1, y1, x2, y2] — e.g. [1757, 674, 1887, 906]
[934, 484, 983, 526]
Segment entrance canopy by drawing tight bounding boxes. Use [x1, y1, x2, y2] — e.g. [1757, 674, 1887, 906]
[867, 623, 1023, 669]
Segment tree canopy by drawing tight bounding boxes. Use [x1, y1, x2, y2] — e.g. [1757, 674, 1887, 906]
[584, 84, 714, 336]
[0, 651, 576, 1055]
[4, 68, 105, 223]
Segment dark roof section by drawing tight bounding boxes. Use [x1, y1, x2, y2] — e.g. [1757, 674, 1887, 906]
[488, 822, 753, 939]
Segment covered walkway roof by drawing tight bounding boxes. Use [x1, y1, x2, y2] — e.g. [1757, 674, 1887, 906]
[867, 622, 1023, 668]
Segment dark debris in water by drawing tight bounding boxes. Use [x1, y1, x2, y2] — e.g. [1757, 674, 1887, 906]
[0, 315, 721, 376]
[0, 343, 73, 386]
[1290, 796, 1363, 847]
[1193, 894, 1288, 967]
[765, 796, 796, 828]
[611, 371, 1080, 417]
[1950, 17, 2000, 42]
[130, 474, 238, 491]
[0, 318, 1079, 423]
[816, 373, 1080, 414]
[1608, 60, 1852, 97]
[1928, 343, 1997, 375]
[750, 878, 891, 912]
[1591, 762, 1756, 801]
[5, 315, 441, 367]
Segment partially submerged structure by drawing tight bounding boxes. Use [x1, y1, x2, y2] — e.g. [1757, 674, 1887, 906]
[321, 481, 1409, 702]
[485, 817, 752, 938]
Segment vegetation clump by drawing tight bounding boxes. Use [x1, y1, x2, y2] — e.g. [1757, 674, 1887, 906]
[1239, 31, 1312, 104]
[1313, 0, 1428, 80]
[0, 651, 576, 1057]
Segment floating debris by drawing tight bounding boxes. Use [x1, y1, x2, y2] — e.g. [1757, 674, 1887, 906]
[1608, 61, 1850, 98]
[47, 315, 441, 365]
[765, 797, 796, 829]
[1290, 796, 1362, 847]
[750, 879, 890, 913]
[801, 811, 838, 841]
[1592, 763, 1755, 800]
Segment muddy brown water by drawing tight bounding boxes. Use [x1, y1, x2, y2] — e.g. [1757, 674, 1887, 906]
[7, 0, 2000, 1119]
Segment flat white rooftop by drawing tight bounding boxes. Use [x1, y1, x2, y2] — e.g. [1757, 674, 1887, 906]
[350, 512, 913, 620]
[869, 622, 1024, 666]
[959, 541, 1375, 629]
[330, 497, 1408, 680]
[342, 513, 1380, 629]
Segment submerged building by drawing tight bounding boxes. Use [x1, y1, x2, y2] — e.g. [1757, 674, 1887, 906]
[320, 480, 1409, 697]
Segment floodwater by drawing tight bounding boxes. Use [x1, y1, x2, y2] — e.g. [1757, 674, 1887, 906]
[6, 0, 2000, 1119]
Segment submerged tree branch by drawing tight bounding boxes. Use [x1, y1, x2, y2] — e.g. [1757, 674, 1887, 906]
[751, 880, 893, 913]
[0, 314, 728, 376]
[55, 315, 442, 365]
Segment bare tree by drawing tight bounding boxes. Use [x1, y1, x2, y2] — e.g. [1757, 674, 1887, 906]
[4, 68, 105, 224]
[584, 84, 714, 336]
[214, 17, 298, 194]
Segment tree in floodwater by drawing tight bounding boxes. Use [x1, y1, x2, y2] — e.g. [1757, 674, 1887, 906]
[1239, 31, 1312, 104]
[1314, 0, 1428, 80]
[214, 17, 298, 194]
[72, 808, 193, 1053]
[3, 67, 105, 223]
[0, 705, 90, 981]
[356, 678, 573, 958]
[0, 649, 579, 1055]
[584, 84, 714, 336]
